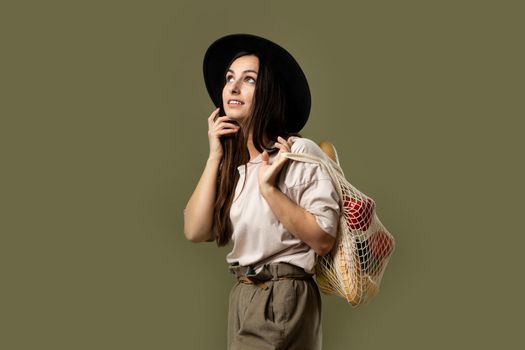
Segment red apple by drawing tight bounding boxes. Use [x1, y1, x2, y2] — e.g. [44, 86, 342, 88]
[342, 194, 375, 231]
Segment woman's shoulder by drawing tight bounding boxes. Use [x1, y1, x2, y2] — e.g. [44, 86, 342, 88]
[289, 136, 327, 159]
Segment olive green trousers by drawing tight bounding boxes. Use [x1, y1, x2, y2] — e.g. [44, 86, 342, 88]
[227, 263, 322, 350]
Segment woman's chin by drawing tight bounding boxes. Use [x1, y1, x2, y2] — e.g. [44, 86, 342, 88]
[225, 112, 247, 122]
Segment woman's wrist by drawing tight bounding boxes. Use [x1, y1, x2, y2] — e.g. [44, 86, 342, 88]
[259, 183, 279, 199]
[207, 154, 222, 164]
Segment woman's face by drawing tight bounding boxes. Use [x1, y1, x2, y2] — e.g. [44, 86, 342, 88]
[222, 54, 259, 122]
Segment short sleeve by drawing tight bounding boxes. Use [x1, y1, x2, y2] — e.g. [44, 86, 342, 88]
[282, 137, 341, 237]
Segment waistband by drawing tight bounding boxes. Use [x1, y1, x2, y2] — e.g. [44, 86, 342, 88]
[229, 262, 313, 288]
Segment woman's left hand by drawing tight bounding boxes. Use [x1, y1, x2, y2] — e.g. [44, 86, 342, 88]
[258, 136, 294, 193]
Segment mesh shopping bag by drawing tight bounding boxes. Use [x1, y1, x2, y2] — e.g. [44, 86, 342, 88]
[281, 142, 395, 307]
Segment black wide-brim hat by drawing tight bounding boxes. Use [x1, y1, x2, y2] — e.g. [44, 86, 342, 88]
[203, 33, 311, 133]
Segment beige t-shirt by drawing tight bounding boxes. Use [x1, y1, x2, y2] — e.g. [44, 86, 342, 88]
[226, 136, 340, 274]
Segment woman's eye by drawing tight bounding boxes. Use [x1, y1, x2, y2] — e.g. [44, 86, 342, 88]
[225, 75, 256, 84]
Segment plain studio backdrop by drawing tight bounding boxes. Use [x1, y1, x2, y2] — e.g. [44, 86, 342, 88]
[1, 1, 523, 349]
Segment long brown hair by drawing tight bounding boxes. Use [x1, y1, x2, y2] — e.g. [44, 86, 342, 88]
[213, 51, 301, 246]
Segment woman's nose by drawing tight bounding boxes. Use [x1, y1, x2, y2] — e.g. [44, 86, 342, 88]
[229, 80, 241, 94]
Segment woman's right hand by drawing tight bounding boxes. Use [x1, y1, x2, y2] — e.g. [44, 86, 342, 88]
[207, 107, 240, 161]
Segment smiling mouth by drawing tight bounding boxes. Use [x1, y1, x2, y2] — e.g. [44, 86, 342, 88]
[228, 100, 244, 106]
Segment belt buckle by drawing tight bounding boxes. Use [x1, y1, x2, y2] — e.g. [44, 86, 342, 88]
[241, 265, 269, 290]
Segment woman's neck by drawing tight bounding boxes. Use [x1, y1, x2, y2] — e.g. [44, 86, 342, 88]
[246, 133, 270, 161]
[247, 138, 260, 161]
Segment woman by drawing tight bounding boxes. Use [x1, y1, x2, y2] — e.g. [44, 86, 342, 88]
[183, 34, 340, 350]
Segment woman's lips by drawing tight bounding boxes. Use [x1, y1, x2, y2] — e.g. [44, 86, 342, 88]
[228, 101, 244, 108]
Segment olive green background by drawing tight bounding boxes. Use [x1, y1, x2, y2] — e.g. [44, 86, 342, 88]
[2, 0, 523, 349]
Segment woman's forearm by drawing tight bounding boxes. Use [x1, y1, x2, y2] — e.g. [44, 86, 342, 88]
[260, 185, 335, 256]
[183, 156, 221, 242]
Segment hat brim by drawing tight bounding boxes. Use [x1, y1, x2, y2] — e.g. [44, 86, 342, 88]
[203, 33, 311, 133]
